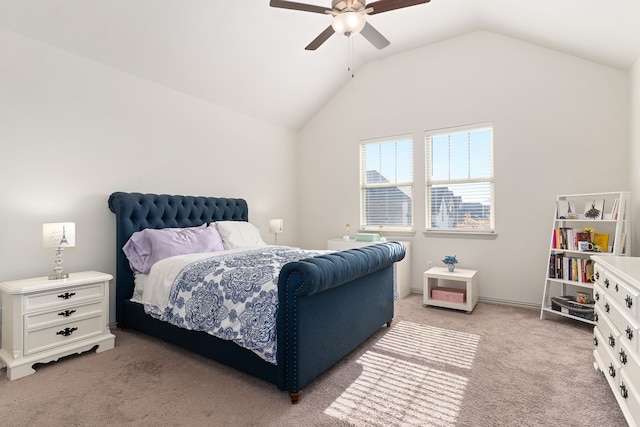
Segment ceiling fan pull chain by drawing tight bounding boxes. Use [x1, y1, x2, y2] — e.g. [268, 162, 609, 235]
[348, 34, 355, 78]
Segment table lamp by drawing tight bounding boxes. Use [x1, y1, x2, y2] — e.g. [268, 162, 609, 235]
[43, 222, 75, 280]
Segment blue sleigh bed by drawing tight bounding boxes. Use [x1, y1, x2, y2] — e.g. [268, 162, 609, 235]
[108, 192, 405, 403]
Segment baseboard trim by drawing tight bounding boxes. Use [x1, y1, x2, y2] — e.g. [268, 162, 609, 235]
[410, 287, 540, 310]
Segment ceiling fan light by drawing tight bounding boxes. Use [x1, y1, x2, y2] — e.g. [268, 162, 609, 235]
[332, 12, 366, 35]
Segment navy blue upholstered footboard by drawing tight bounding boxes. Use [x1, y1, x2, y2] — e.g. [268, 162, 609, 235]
[108, 192, 405, 403]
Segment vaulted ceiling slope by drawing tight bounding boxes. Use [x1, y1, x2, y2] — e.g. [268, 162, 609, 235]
[1, 1, 639, 130]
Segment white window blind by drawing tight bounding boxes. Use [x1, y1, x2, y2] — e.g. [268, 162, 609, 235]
[360, 135, 413, 231]
[426, 124, 495, 232]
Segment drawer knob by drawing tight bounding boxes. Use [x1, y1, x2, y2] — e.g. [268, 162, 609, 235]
[621, 383, 629, 399]
[609, 363, 616, 378]
[616, 284, 619, 292]
[595, 292, 600, 301]
[626, 326, 634, 341]
[57, 292, 76, 300]
[56, 327, 78, 337]
[626, 295, 633, 309]
[609, 334, 616, 348]
[58, 309, 76, 317]
[605, 278, 610, 288]
[605, 302, 610, 313]
[594, 312, 599, 323]
[596, 272, 600, 280]
[593, 336, 599, 347]
[620, 349, 628, 365]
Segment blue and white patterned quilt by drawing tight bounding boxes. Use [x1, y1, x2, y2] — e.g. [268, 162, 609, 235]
[143, 247, 326, 364]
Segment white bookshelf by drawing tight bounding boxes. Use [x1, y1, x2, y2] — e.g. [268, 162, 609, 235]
[540, 192, 631, 324]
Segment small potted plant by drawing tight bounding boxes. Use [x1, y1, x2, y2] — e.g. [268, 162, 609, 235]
[442, 255, 458, 272]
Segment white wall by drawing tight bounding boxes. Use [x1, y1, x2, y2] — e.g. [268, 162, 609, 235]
[297, 31, 630, 307]
[0, 28, 299, 323]
[631, 58, 640, 255]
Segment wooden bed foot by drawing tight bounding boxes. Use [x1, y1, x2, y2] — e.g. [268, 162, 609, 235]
[289, 391, 302, 404]
[386, 319, 393, 327]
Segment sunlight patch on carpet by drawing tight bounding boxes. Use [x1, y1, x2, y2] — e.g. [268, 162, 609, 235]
[325, 321, 480, 426]
[325, 351, 468, 426]
[374, 320, 480, 369]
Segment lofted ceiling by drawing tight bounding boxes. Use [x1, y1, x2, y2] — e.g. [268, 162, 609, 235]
[1, 0, 640, 130]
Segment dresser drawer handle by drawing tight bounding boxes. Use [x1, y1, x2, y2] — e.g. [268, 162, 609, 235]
[56, 327, 78, 337]
[596, 271, 600, 280]
[605, 278, 609, 288]
[58, 309, 76, 317]
[621, 383, 629, 399]
[594, 312, 599, 323]
[620, 349, 628, 365]
[609, 363, 616, 378]
[593, 336, 598, 347]
[615, 284, 619, 292]
[605, 302, 610, 313]
[626, 326, 634, 341]
[595, 292, 600, 301]
[609, 334, 616, 348]
[57, 292, 76, 300]
[626, 295, 633, 309]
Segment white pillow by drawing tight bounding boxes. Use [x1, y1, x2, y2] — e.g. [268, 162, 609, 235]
[214, 221, 267, 249]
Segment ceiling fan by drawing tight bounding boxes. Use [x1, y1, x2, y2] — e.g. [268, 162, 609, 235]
[270, 0, 431, 50]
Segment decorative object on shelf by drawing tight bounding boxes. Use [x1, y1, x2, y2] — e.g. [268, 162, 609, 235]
[42, 222, 75, 280]
[269, 219, 284, 245]
[442, 255, 458, 272]
[378, 225, 387, 242]
[343, 223, 351, 241]
[584, 199, 604, 220]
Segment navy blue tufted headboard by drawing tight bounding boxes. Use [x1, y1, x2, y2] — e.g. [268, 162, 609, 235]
[108, 192, 248, 323]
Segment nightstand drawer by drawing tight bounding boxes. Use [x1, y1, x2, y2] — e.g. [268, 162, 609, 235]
[24, 313, 104, 355]
[25, 301, 104, 329]
[24, 283, 104, 312]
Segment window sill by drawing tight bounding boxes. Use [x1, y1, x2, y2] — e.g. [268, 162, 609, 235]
[423, 230, 498, 240]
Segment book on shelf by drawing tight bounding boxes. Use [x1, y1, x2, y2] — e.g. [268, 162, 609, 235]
[584, 199, 605, 220]
[593, 233, 610, 253]
[550, 254, 592, 283]
[610, 198, 619, 220]
[549, 253, 556, 278]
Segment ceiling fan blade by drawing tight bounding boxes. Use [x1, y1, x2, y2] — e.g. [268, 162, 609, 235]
[360, 22, 390, 49]
[366, 0, 431, 15]
[305, 26, 336, 50]
[270, 0, 331, 14]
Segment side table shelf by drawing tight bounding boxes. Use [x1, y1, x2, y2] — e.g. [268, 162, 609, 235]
[423, 267, 478, 314]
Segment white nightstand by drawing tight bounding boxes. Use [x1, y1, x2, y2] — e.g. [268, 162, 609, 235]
[327, 239, 411, 298]
[423, 267, 478, 314]
[0, 271, 115, 380]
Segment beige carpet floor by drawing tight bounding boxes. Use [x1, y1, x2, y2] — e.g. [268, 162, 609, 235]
[0, 294, 628, 426]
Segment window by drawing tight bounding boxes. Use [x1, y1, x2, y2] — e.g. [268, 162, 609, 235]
[360, 135, 413, 231]
[426, 124, 494, 232]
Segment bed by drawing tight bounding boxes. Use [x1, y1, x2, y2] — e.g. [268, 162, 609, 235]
[108, 191, 406, 403]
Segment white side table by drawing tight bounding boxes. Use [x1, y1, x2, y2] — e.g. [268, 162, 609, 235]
[0, 271, 115, 380]
[423, 267, 478, 313]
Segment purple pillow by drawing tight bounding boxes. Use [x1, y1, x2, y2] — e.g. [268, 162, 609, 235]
[123, 225, 224, 274]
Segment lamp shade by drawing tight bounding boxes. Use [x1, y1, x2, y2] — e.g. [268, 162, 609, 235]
[43, 222, 76, 248]
[332, 12, 366, 35]
[269, 219, 284, 234]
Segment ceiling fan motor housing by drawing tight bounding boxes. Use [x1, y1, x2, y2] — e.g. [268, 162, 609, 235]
[332, 0, 367, 12]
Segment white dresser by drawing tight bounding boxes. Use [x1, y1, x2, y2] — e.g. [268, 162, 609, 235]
[592, 256, 640, 427]
[327, 239, 411, 298]
[0, 271, 115, 380]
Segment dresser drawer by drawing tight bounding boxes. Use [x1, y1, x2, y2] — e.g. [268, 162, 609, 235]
[619, 370, 640, 426]
[24, 313, 105, 355]
[604, 271, 640, 321]
[24, 283, 104, 312]
[595, 305, 621, 353]
[25, 301, 104, 329]
[594, 327, 621, 387]
[607, 300, 640, 355]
